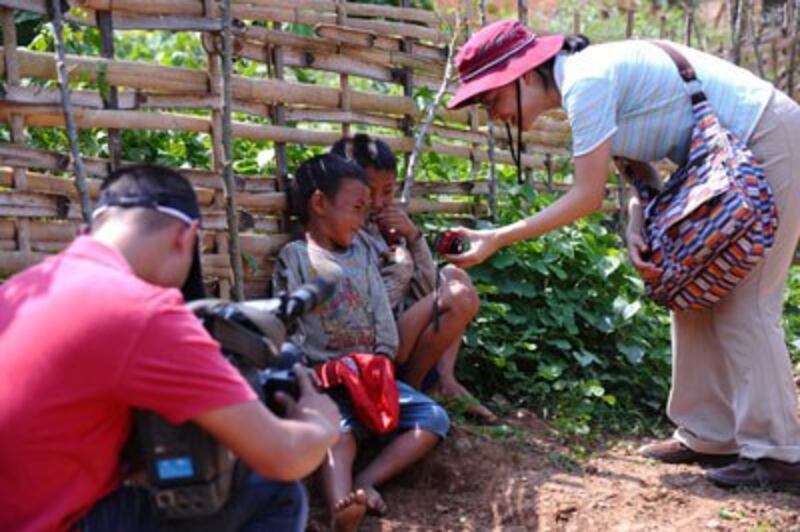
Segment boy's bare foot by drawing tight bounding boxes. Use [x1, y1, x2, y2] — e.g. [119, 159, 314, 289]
[434, 380, 499, 425]
[332, 489, 367, 532]
[355, 484, 388, 516]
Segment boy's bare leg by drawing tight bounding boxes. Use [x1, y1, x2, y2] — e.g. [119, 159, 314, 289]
[320, 432, 366, 532]
[353, 428, 439, 515]
[435, 338, 498, 424]
[396, 268, 479, 389]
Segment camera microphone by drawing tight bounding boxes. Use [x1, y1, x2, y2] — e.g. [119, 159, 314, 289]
[281, 277, 335, 324]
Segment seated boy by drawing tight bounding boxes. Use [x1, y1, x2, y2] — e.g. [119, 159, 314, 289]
[330, 134, 496, 423]
[273, 153, 449, 532]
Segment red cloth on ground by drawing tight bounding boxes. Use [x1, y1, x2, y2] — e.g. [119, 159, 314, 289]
[315, 353, 400, 434]
[0, 236, 256, 532]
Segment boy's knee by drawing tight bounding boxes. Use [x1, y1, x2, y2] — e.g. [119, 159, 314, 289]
[441, 273, 479, 318]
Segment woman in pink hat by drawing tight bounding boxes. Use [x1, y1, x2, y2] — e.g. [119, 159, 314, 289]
[446, 19, 800, 491]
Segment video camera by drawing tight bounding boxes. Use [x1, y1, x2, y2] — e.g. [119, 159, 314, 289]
[131, 278, 335, 520]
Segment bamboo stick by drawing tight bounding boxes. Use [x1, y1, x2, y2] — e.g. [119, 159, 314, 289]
[313, 24, 443, 71]
[228, 5, 445, 44]
[0, 190, 74, 218]
[96, 10, 122, 171]
[0, 167, 102, 198]
[221, 0, 245, 300]
[1, 48, 420, 118]
[105, 12, 222, 32]
[284, 108, 399, 129]
[0, 105, 554, 171]
[330, 2, 441, 27]
[0, 218, 77, 241]
[243, 20, 444, 63]
[0, 85, 566, 151]
[0, 48, 495, 125]
[0, 143, 282, 194]
[236, 0, 447, 27]
[402, 17, 460, 203]
[51, 0, 92, 225]
[236, 38, 443, 91]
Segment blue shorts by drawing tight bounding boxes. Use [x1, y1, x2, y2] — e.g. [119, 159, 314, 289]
[328, 380, 449, 440]
[395, 364, 440, 393]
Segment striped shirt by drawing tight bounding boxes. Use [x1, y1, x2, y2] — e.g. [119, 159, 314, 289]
[555, 40, 775, 164]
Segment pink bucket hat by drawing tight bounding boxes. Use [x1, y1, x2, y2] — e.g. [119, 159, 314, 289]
[447, 20, 565, 110]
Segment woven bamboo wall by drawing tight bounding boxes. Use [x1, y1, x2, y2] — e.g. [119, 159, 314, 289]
[0, 0, 797, 298]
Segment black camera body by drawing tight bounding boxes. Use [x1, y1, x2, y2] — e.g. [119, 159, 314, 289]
[132, 279, 334, 519]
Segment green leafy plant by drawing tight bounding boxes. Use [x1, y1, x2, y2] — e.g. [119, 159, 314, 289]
[456, 184, 673, 437]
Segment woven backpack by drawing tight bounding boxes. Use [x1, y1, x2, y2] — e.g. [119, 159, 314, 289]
[624, 42, 778, 312]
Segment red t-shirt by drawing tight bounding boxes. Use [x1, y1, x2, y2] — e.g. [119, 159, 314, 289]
[0, 236, 257, 532]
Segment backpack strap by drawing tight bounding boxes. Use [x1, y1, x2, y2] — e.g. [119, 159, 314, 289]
[648, 40, 707, 105]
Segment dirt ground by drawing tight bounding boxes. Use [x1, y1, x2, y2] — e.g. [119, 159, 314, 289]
[308, 409, 800, 531]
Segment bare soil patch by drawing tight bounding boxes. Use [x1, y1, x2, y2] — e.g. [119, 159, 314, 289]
[309, 409, 800, 531]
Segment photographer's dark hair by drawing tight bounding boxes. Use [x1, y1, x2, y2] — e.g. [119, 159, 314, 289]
[330, 134, 397, 173]
[96, 164, 199, 233]
[534, 34, 590, 91]
[289, 153, 367, 225]
[97, 164, 205, 301]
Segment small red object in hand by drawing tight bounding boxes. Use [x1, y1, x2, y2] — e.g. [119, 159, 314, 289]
[435, 231, 466, 255]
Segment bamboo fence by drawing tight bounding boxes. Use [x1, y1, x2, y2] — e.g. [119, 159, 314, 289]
[0, 0, 798, 298]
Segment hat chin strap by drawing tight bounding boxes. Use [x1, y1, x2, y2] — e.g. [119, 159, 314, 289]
[504, 78, 524, 185]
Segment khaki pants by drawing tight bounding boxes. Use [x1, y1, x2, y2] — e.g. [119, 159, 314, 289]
[670, 90, 800, 463]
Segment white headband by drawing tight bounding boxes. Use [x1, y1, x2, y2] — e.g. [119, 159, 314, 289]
[91, 204, 196, 225]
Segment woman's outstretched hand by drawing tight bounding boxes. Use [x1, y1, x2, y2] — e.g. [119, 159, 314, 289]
[626, 230, 661, 281]
[443, 227, 501, 269]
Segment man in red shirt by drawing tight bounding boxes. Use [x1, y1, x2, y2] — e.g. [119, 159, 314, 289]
[0, 165, 340, 531]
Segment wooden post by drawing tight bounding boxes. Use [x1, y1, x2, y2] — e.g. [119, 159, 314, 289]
[2, 9, 27, 193]
[96, 10, 121, 170]
[269, 21, 290, 206]
[220, 0, 245, 301]
[517, 0, 528, 26]
[517, 0, 532, 186]
[787, 0, 799, 98]
[729, 0, 747, 65]
[336, 0, 350, 138]
[2, 8, 31, 255]
[750, 0, 766, 79]
[480, 0, 498, 222]
[51, 0, 92, 224]
[684, 2, 694, 46]
[204, 0, 230, 299]
[400, 0, 415, 194]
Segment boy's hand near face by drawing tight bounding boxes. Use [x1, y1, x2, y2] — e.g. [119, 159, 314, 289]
[375, 206, 421, 242]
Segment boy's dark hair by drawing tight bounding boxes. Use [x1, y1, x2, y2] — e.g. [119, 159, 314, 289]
[94, 164, 199, 233]
[330, 134, 397, 173]
[533, 34, 590, 91]
[289, 153, 367, 225]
